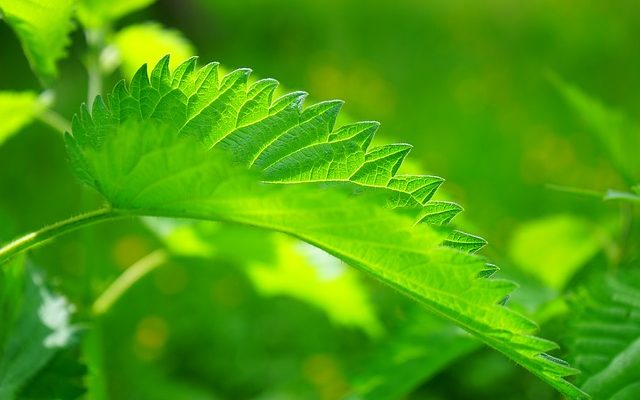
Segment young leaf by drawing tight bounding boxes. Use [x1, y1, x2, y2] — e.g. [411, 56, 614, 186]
[0, 0, 76, 84]
[0, 92, 42, 146]
[568, 271, 640, 399]
[111, 23, 196, 79]
[64, 56, 587, 398]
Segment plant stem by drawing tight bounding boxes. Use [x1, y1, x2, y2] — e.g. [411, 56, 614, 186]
[92, 250, 168, 315]
[85, 29, 105, 110]
[38, 109, 72, 134]
[0, 208, 125, 265]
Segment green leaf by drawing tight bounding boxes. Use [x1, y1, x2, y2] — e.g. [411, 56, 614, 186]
[145, 218, 383, 336]
[77, 0, 155, 28]
[443, 230, 487, 253]
[509, 215, 604, 290]
[0, 0, 76, 84]
[552, 75, 640, 183]
[0, 259, 78, 399]
[417, 201, 462, 225]
[347, 307, 480, 400]
[0, 92, 42, 146]
[111, 23, 196, 79]
[65, 56, 587, 398]
[568, 271, 640, 399]
[17, 347, 87, 400]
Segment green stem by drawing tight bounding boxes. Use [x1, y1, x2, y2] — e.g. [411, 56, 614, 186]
[92, 249, 168, 315]
[38, 109, 72, 134]
[545, 183, 604, 199]
[0, 208, 125, 265]
[85, 29, 105, 110]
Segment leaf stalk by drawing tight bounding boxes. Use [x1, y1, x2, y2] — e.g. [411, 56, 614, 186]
[0, 208, 125, 265]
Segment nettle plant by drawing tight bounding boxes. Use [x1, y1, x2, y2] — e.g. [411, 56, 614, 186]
[1, 1, 639, 399]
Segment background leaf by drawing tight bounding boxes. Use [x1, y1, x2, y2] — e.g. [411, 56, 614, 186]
[0, 91, 42, 146]
[0, 0, 76, 84]
[509, 215, 605, 290]
[553, 75, 640, 184]
[0, 259, 79, 400]
[568, 270, 640, 399]
[77, 0, 156, 28]
[110, 23, 196, 79]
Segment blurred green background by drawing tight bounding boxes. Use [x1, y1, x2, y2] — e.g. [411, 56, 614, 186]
[1, 0, 638, 399]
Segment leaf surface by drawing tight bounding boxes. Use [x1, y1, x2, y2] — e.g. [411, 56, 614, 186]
[65, 57, 587, 398]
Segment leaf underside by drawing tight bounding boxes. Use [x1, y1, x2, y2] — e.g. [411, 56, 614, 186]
[65, 55, 587, 398]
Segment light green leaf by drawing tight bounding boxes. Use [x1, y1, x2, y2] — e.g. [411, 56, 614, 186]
[0, 92, 42, 146]
[65, 56, 587, 398]
[417, 201, 462, 225]
[0, 259, 78, 400]
[553, 76, 640, 183]
[0, 0, 76, 84]
[77, 0, 155, 28]
[111, 23, 195, 79]
[145, 218, 383, 336]
[443, 230, 487, 253]
[568, 271, 640, 399]
[509, 215, 604, 290]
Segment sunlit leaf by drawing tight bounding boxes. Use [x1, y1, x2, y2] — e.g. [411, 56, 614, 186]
[145, 219, 383, 335]
[64, 56, 586, 398]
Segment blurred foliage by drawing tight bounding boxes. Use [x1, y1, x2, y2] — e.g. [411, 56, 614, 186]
[110, 23, 195, 78]
[1, 0, 639, 399]
[0, 91, 42, 145]
[0, 0, 75, 84]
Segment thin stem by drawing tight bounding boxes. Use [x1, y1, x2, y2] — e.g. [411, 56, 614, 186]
[545, 183, 604, 199]
[0, 208, 126, 265]
[38, 109, 72, 134]
[92, 250, 168, 315]
[87, 61, 102, 109]
[85, 29, 105, 110]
